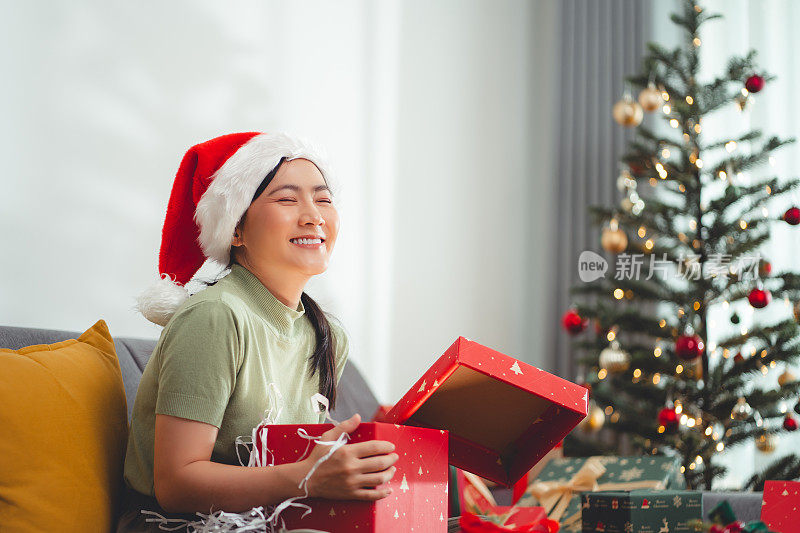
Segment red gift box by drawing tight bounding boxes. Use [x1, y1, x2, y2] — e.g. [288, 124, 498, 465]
[385, 337, 587, 486]
[257, 422, 449, 532]
[761, 480, 800, 532]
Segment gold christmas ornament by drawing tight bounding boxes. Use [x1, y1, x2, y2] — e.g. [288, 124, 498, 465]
[599, 340, 630, 373]
[601, 219, 628, 254]
[638, 84, 664, 112]
[778, 369, 796, 387]
[579, 402, 606, 433]
[756, 432, 777, 453]
[621, 197, 634, 213]
[731, 397, 752, 421]
[613, 95, 644, 127]
[735, 93, 752, 111]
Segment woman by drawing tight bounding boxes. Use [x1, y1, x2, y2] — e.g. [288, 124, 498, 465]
[118, 132, 398, 531]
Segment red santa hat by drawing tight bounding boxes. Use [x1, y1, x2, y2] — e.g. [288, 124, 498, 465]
[136, 131, 332, 326]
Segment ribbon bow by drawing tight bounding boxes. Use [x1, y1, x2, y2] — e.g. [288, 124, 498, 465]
[526, 457, 607, 522]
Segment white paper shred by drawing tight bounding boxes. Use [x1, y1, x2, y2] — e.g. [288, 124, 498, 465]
[141, 390, 349, 533]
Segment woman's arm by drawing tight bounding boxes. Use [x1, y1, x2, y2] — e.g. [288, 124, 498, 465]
[154, 413, 398, 514]
[154, 413, 307, 513]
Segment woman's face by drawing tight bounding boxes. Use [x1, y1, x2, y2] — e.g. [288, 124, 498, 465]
[233, 158, 339, 277]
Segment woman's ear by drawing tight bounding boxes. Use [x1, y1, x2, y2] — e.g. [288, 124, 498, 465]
[231, 224, 243, 247]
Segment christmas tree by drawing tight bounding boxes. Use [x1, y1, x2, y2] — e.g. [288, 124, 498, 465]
[563, 0, 800, 490]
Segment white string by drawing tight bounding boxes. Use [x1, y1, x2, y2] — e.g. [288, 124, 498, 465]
[142, 389, 349, 533]
[262, 393, 348, 527]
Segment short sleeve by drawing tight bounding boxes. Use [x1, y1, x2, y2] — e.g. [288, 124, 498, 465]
[155, 300, 242, 428]
[329, 318, 350, 385]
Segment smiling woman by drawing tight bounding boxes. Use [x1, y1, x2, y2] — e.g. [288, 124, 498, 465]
[118, 132, 398, 531]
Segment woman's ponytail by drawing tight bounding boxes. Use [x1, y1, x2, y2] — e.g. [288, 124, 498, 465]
[300, 292, 338, 409]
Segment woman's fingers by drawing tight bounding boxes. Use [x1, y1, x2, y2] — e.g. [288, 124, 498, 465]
[320, 413, 361, 443]
[348, 439, 395, 458]
[354, 453, 399, 473]
[355, 466, 397, 488]
[351, 487, 393, 501]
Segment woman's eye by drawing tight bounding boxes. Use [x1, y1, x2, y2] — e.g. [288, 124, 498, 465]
[278, 198, 296, 203]
[317, 199, 333, 204]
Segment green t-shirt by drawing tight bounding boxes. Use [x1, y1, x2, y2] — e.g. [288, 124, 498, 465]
[123, 263, 349, 497]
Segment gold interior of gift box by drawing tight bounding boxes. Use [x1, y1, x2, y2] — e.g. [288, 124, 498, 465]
[407, 365, 551, 457]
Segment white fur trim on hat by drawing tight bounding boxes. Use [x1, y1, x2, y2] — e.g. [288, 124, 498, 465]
[134, 273, 190, 327]
[194, 132, 333, 265]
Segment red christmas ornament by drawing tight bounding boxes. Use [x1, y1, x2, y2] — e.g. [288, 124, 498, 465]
[745, 74, 765, 93]
[675, 334, 704, 361]
[733, 352, 744, 363]
[658, 407, 679, 431]
[628, 161, 646, 176]
[758, 260, 772, 277]
[783, 207, 800, 225]
[784, 415, 799, 432]
[748, 288, 771, 309]
[561, 309, 587, 335]
[710, 526, 724, 533]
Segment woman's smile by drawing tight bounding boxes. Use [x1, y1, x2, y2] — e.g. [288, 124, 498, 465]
[290, 235, 326, 249]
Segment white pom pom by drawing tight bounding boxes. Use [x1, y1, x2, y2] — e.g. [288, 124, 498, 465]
[135, 274, 190, 326]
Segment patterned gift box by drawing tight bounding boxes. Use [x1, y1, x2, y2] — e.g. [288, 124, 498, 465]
[258, 422, 449, 532]
[581, 490, 702, 533]
[516, 455, 684, 531]
[385, 336, 587, 487]
[761, 480, 800, 532]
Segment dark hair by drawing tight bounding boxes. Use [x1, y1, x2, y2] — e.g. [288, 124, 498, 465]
[200, 157, 339, 409]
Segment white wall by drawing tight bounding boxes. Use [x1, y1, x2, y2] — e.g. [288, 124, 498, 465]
[387, 0, 557, 400]
[0, 0, 558, 405]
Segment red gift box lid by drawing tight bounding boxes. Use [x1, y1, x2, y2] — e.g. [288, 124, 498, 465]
[385, 336, 587, 486]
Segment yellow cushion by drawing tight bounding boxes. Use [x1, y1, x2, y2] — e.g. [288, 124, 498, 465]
[0, 320, 128, 532]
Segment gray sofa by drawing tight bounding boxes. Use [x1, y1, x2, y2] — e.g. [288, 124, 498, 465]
[0, 324, 381, 426]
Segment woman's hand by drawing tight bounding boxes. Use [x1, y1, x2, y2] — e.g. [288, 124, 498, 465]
[301, 413, 399, 501]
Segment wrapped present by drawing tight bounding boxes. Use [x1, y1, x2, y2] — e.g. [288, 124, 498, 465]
[456, 468, 543, 518]
[761, 480, 800, 532]
[458, 469, 501, 515]
[257, 422, 449, 532]
[689, 499, 777, 533]
[385, 336, 587, 486]
[456, 469, 557, 532]
[459, 511, 560, 532]
[580, 490, 702, 533]
[516, 455, 683, 531]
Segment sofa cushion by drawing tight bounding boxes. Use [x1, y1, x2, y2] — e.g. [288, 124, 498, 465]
[0, 324, 152, 422]
[0, 320, 128, 532]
